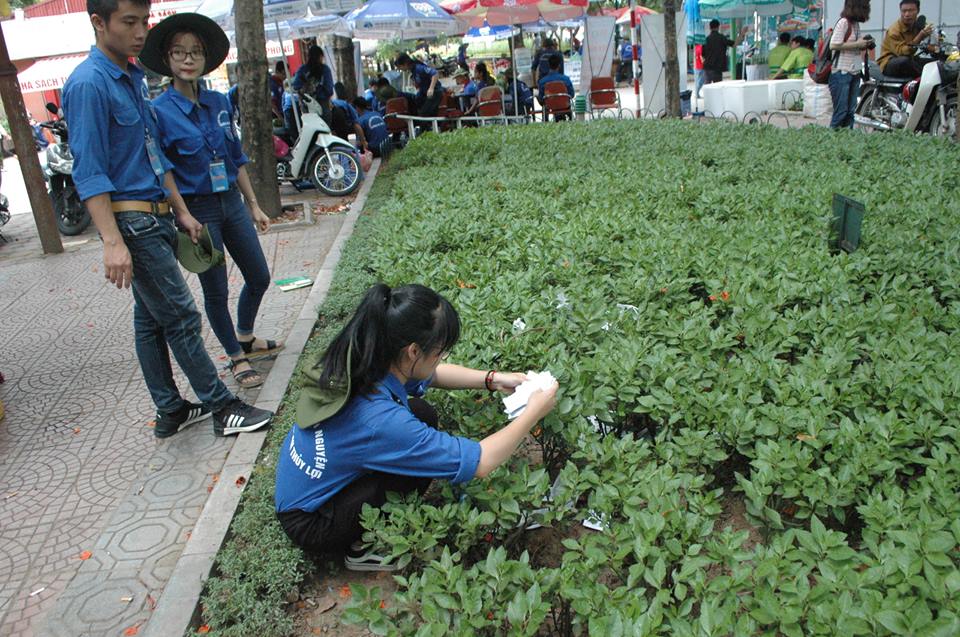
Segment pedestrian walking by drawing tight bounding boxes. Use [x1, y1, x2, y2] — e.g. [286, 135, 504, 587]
[63, 0, 272, 438]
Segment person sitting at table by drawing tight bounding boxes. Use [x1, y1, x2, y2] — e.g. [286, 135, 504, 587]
[537, 54, 574, 120]
[374, 77, 416, 116]
[463, 62, 495, 116]
[773, 36, 814, 79]
[501, 68, 534, 115]
[767, 32, 792, 77]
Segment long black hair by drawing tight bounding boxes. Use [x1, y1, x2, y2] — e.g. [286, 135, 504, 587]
[318, 283, 460, 399]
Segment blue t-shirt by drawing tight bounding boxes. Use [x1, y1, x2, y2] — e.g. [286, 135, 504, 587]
[357, 110, 388, 149]
[274, 373, 481, 513]
[620, 41, 633, 62]
[282, 91, 299, 114]
[331, 98, 359, 126]
[532, 49, 563, 78]
[411, 62, 438, 97]
[538, 71, 575, 97]
[62, 46, 172, 202]
[153, 86, 248, 196]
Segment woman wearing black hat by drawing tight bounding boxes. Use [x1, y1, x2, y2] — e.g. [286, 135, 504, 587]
[141, 13, 282, 390]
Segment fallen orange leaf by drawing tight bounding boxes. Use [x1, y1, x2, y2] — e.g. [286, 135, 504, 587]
[72, 427, 81, 434]
[146, 420, 156, 428]
[197, 626, 210, 634]
[339, 585, 352, 599]
[79, 550, 92, 560]
[123, 625, 139, 636]
[380, 599, 387, 609]
[235, 476, 247, 487]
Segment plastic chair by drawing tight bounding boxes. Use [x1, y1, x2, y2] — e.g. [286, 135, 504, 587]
[384, 97, 410, 136]
[542, 81, 572, 121]
[588, 76, 624, 119]
[438, 91, 461, 130]
[476, 86, 506, 124]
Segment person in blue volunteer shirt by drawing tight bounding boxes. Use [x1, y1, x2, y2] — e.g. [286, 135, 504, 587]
[281, 90, 300, 142]
[362, 77, 381, 113]
[275, 283, 559, 570]
[351, 97, 388, 157]
[531, 38, 563, 86]
[63, 0, 272, 438]
[292, 45, 335, 121]
[330, 83, 367, 151]
[141, 13, 284, 390]
[538, 53, 575, 121]
[393, 52, 442, 116]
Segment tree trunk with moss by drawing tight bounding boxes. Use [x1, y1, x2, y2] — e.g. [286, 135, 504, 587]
[235, 0, 282, 217]
[663, 0, 681, 117]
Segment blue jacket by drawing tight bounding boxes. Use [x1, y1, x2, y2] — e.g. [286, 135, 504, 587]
[153, 86, 248, 197]
[274, 374, 481, 513]
[62, 46, 172, 202]
[358, 110, 388, 149]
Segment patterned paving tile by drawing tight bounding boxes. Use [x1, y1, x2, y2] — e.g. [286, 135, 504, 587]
[0, 205, 348, 636]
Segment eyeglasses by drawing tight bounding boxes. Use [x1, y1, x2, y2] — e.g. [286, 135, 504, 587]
[169, 48, 205, 62]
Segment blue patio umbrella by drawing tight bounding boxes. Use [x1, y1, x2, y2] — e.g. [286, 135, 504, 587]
[464, 21, 518, 42]
[346, 0, 462, 40]
[197, 0, 363, 30]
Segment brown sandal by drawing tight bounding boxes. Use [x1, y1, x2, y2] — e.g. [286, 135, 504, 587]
[228, 357, 264, 389]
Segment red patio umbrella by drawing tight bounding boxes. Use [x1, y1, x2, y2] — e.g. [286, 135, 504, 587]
[443, 0, 587, 28]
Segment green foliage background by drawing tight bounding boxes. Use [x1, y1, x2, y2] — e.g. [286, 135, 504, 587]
[199, 120, 960, 636]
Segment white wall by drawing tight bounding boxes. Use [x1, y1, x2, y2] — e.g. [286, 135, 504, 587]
[823, 0, 960, 42]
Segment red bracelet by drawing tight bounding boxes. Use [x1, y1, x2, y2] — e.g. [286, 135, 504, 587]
[484, 370, 496, 392]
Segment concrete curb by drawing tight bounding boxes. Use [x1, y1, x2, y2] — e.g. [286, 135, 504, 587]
[143, 160, 382, 637]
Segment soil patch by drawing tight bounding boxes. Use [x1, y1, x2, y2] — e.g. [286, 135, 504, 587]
[292, 557, 398, 636]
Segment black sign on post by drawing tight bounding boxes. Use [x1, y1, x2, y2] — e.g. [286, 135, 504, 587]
[829, 194, 865, 254]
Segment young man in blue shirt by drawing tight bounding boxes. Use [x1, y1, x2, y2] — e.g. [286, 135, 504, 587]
[393, 53, 442, 117]
[352, 97, 388, 157]
[531, 38, 563, 86]
[330, 95, 367, 152]
[537, 54, 575, 121]
[63, 0, 272, 438]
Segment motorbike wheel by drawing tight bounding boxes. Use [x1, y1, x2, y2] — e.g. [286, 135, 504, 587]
[928, 98, 957, 138]
[308, 148, 361, 197]
[853, 89, 878, 132]
[55, 190, 90, 236]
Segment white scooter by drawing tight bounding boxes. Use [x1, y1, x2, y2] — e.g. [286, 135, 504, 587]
[276, 94, 362, 197]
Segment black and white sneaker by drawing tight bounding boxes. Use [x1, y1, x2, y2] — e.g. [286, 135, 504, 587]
[344, 542, 397, 572]
[155, 400, 211, 439]
[213, 399, 273, 437]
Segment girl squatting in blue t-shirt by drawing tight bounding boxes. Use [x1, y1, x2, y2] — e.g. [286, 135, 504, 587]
[275, 284, 559, 571]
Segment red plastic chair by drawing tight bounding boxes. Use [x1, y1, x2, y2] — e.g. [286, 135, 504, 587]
[543, 81, 572, 121]
[384, 97, 410, 136]
[588, 76, 624, 119]
[476, 86, 505, 121]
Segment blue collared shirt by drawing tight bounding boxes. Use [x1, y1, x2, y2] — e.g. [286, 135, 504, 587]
[274, 373, 482, 513]
[538, 71, 575, 97]
[152, 86, 248, 197]
[63, 46, 172, 202]
[292, 63, 334, 102]
[411, 62, 438, 97]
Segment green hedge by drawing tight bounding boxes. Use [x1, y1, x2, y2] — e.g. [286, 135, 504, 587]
[201, 120, 960, 636]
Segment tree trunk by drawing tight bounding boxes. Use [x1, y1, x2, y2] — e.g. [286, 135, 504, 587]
[955, 74, 959, 142]
[235, 0, 282, 218]
[663, 0, 681, 118]
[0, 26, 62, 253]
[333, 35, 357, 99]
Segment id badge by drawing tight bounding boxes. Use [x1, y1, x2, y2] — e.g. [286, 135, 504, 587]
[209, 160, 228, 193]
[144, 134, 166, 177]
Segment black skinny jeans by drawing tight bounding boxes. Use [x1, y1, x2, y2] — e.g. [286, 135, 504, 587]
[277, 398, 437, 553]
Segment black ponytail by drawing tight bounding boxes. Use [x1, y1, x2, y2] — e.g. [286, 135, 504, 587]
[317, 283, 460, 399]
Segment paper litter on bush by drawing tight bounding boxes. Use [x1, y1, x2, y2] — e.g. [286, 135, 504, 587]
[502, 370, 557, 419]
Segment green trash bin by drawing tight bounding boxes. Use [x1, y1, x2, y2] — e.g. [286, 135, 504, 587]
[574, 94, 587, 120]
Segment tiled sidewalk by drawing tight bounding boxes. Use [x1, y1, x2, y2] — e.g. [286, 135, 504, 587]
[0, 193, 348, 636]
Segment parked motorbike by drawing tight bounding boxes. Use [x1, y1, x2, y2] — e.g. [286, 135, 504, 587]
[275, 94, 362, 197]
[40, 102, 89, 235]
[854, 26, 959, 137]
[429, 53, 459, 77]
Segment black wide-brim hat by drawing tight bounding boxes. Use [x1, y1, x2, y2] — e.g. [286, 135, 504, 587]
[139, 13, 229, 77]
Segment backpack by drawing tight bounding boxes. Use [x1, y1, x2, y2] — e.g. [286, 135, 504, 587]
[809, 21, 853, 84]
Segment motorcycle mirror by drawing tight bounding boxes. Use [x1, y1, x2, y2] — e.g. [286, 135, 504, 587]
[45, 102, 59, 115]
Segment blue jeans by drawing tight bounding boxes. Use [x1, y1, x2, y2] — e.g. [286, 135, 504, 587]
[116, 211, 234, 415]
[829, 72, 861, 129]
[184, 186, 271, 358]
